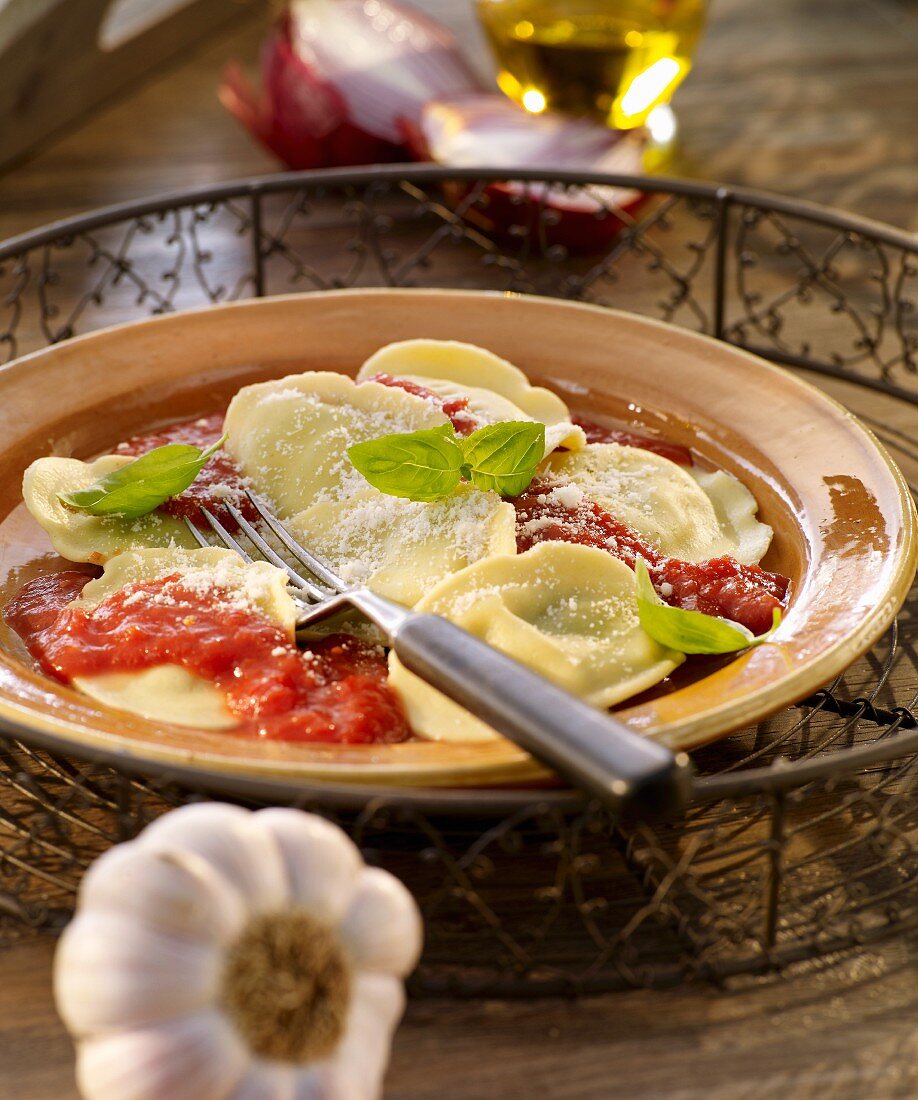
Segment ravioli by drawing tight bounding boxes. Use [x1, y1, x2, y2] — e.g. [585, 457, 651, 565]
[74, 665, 238, 731]
[71, 547, 297, 729]
[356, 339, 585, 453]
[388, 541, 683, 743]
[22, 455, 198, 565]
[290, 486, 516, 607]
[688, 467, 773, 566]
[223, 372, 447, 516]
[543, 444, 738, 563]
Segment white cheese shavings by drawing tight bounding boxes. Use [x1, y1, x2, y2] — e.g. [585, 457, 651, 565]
[546, 483, 584, 509]
[518, 514, 559, 540]
[225, 374, 448, 519]
[308, 490, 503, 587]
[87, 551, 287, 620]
[166, 557, 278, 613]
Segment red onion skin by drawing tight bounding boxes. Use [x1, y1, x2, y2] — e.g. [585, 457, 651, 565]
[396, 115, 432, 163]
[220, 16, 404, 170]
[289, 2, 481, 147]
[401, 118, 646, 255]
[459, 181, 646, 254]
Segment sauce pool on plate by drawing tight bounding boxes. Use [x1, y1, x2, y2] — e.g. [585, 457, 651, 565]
[4, 570, 411, 744]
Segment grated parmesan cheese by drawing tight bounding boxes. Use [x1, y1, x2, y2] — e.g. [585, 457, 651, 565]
[76, 549, 297, 643]
[225, 374, 448, 518]
[546, 483, 584, 509]
[302, 489, 505, 585]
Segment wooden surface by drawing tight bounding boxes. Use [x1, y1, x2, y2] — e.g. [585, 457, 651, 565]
[3, 936, 917, 1100]
[0, 1, 915, 1097]
[0, 0, 916, 241]
[0, 0, 258, 170]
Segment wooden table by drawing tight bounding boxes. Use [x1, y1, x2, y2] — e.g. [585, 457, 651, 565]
[0, 2, 915, 1097]
[2, 0, 917, 241]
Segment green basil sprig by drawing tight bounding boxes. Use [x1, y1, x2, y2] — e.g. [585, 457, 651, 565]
[59, 436, 226, 520]
[634, 558, 782, 655]
[348, 421, 545, 502]
[458, 421, 545, 496]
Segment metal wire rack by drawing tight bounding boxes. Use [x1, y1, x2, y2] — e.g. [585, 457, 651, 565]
[0, 167, 915, 995]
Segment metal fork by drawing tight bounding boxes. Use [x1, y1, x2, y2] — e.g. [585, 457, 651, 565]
[184, 491, 692, 816]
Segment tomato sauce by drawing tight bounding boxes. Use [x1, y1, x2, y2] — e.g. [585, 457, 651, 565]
[4, 572, 411, 744]
[4, 571, 93, 642]
[117, 413, 259, 525]
[515, 484, 653, 568]
[513, 481, 788, 636]
[366, 373, 478, 435]
[573, 416, 693, 467]
[657, 556, 787, 638]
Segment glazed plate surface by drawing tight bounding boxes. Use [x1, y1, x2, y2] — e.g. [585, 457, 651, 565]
[0, 290, 914, 790]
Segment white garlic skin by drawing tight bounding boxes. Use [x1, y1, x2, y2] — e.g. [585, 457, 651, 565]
[77, 841, 247, 945]
[55, 910, 221, 1035]
[138, 803, 289, 912]
[75, 1011, 247, 1100]
[254, 808, 363, 924]
[339, 868, 424, 977]
[55, 803, 423, 1100]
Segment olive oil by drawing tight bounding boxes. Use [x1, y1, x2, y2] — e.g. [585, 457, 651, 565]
[476, 0, 706, 129]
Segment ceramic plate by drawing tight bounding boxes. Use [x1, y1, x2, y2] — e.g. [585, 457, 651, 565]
[0, 290, 914, 790]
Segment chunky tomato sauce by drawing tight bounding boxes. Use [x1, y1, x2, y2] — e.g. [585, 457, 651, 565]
[117, 413, 258, 525]
[366, 373, 478, 435]
[513, 481, 788, 635]
[573, 416, 693, 467]
[4, 572, 411, 744]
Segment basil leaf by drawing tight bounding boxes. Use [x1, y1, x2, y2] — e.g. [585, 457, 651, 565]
[60, 436, 225, 520]
[459, 421, 545, 496]
[347, 419, 544, 502]
[347, 423, 464, 502]
[634, 558, 782, 655]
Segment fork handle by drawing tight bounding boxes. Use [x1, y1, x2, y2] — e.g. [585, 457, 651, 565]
[389, 611, 693, 816]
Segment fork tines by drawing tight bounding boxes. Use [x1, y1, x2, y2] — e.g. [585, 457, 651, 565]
[183, 490, 344, 601]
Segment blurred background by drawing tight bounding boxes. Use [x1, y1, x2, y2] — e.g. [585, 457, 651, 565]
[0, 0, 916, 243]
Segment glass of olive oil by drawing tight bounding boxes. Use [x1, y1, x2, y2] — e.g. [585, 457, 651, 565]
[475, 0, 707, 130]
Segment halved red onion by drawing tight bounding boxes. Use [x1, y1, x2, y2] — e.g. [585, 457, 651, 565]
[289, 0, 481, 144]
[409, 94, 647, 252]
[220, 15, 403, 169]
[220, 2, 480, 169]
[220, 5, 646, 252]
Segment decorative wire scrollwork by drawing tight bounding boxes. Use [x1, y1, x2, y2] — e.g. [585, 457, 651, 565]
[0, 168, 914, 995]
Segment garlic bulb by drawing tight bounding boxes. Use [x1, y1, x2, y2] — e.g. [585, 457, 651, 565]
[55, 803, 423, 1100]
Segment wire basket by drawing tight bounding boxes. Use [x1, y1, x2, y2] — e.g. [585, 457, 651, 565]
[0, 167, 915, 996]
